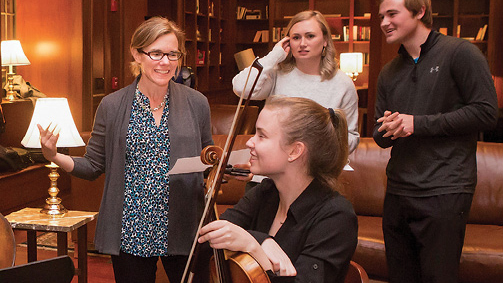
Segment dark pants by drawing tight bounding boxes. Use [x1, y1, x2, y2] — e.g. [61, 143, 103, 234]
[111, 250, 210, 283]
[383, 193, 473, 283]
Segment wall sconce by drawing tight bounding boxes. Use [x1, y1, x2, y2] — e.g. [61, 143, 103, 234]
[21, 98, 85, 217]
[340, 52, 363, 82]
[1, 40, 31, 101]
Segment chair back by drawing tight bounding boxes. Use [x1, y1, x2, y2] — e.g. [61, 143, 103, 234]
[0, 255, 75, 283]
[210, 104, 259, 135]
[0, 213, 15, 269]
[345, 261, 370, 283]
[172, 66, 195, 88]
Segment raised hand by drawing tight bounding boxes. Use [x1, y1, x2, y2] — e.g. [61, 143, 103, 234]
[37, 122, 60, 162]
[274, 36, 291, 57]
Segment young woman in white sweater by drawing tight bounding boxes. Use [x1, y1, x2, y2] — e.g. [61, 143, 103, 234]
[233, 10, 359, 153]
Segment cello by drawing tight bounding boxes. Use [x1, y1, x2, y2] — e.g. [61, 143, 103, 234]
[181, 58, 271, 283]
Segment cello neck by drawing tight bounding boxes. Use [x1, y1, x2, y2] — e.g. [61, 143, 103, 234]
[181, 58, 264, 283]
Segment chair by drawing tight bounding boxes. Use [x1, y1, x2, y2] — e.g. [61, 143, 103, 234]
[0, 213, 15, 269]
[210, 104, 259, 135]
[358, 107, 367, 136]
[0, 255, 75, 283]
[345, 261, 370, 283]
[172, 66, 195, 88]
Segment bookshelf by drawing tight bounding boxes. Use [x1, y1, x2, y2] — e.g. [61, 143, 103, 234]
[431, 0, 490, 55]
[312, 0, 371, 87]
[234, 0, 272, 58]
[176, 0, 232, 94]
[149, 0, 501, 116]
[148, 0, 373, 102]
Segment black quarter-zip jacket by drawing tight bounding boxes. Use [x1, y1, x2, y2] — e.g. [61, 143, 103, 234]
[373, 31, 498, 196]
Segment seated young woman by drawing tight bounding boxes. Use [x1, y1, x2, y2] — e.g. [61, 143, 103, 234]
[198, 96, 358, 282]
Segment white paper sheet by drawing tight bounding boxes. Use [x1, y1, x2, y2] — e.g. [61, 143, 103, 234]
[168, 148, 251, 175]
[168, 149, 353, 175]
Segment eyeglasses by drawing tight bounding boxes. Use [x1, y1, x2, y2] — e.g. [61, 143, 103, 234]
[140, 50, 183, 61]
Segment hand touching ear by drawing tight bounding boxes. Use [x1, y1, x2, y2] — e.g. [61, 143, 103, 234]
[274, 37, 291, 58]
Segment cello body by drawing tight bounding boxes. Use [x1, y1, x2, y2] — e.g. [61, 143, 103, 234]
[210, 250, 271, 283]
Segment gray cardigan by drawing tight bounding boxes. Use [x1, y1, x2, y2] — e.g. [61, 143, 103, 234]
[71, 77, 213, 256]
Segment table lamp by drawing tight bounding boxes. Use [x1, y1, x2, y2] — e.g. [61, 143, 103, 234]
[21, 98, 85, 217]
[340, 52, 363, 82]
[1, 40, 31, 101]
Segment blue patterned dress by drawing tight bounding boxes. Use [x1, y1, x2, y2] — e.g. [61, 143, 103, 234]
[121, 87, 171, 257]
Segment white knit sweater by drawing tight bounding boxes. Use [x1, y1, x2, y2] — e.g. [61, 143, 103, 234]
[233, 45, 360, 153]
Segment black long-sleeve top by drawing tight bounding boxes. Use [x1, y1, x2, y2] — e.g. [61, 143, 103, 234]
[373, 31, 498, 196]
[221, 178, 358, 283]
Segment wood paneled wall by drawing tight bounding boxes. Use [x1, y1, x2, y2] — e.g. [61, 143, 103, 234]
[15, 0, 83, 129]
[14, 0, 147, 131]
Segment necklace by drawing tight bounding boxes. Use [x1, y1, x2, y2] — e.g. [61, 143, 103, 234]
[150, 100, 166, 112]
[135, 87, 168, 112]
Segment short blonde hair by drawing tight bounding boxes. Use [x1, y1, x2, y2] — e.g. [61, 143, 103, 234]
[265, 96, 348, 189]
[129, 17, 186, 77]
[278, 10, 338, 81]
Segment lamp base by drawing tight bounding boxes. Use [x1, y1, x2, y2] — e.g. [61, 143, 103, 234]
[345, 72, 359, 82]
[40, 202, 68, 217]
[5, 69, 18, 101]
[40, 162, 67, 217]
[5, 90, 17, 101]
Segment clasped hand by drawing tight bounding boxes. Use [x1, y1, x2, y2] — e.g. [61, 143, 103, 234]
[377, 110, 414, 140]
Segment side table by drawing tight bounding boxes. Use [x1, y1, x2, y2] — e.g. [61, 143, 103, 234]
[5, 208, 98, 283]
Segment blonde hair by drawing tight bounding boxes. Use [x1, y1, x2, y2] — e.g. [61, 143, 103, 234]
[277, 10, 338, 81]
[264, 96, 348, 189]
[129, 17, 186, 77]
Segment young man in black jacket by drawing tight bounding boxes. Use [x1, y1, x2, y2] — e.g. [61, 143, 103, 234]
[374, 0, 498, 282]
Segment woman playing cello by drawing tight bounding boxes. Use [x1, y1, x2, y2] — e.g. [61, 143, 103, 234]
[198, 96, 358, 282]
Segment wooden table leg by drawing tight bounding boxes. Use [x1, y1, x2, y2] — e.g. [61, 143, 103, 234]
[26, 230, 37, 262]
[57, 231, 68, 256]
[77, 224, 88, 283]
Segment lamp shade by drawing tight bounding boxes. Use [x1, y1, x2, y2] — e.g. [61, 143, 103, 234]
[1, 40, 31, 66]
[340, 52, 363, 74]
[234, 48, 255, 71]
[21, 98, 85, 148]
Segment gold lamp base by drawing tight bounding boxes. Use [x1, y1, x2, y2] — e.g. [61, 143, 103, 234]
[5, 90, 17, 101]
[345, 72, 359, 82]
[40, 162, 68, 217]
[5, 68, 18, 101]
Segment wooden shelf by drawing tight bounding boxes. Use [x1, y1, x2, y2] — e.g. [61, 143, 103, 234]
[162, 0, 501, 110]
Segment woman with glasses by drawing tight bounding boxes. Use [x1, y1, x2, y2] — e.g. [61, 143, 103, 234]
[38, 17, 212, 283]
